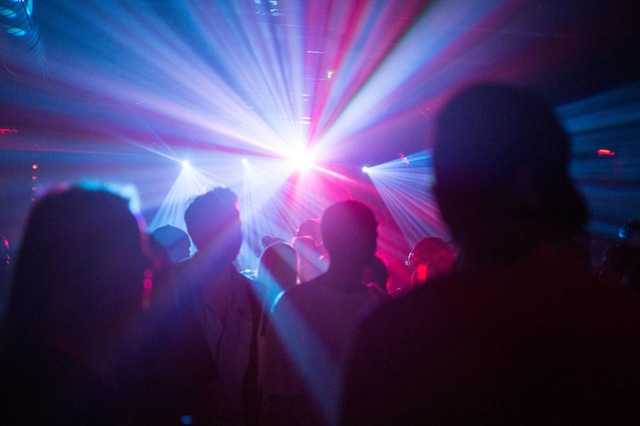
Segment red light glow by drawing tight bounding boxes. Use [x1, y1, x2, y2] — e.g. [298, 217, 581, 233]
[597, 149, 615, 157]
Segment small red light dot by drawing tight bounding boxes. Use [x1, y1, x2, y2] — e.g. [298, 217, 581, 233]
[597, 149, 615, 156]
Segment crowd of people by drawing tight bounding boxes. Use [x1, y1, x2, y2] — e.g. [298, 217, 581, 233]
[1, 82, 639, 424]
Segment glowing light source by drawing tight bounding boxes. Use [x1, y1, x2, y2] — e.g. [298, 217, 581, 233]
[290, 150, 315, 171]
[242, 158, 249, 165]
[182, 160, 191, 169]
[362, 166, 370, 173]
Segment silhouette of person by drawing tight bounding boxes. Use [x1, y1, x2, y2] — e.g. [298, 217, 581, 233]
[261, 235, 287, 250]
[619, 219, 640, 246]
[405, 236, 456, 287]
[150, 224, 191, 264]
[268, 200, 386, 426]
[296, 217, 322, 245]
[144, 226, 191, 310]
[291, 235, 328, 283]
[257, 241, 299, 311]
[0, 184, 151, 424]
[297, 217, 328, 257]
[255, 241, 299, 419]
[341, 83, 640, 424]
[166, 186, 260, 425]
[597, 219, 640, 291]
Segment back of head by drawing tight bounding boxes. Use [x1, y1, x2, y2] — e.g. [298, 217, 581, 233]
[297, 217, 322, 243]
[184, 186, 242, 262]
[407, 237, 454, 269]
[7, 184, 148, 345]
[321, 200, 378, 268]
[291, 235, 327, 282]
[433, 83, 588, 259]
[151, 224, 191, 263]
[407, 237, 456, 284]
[258, 242, 298, 295]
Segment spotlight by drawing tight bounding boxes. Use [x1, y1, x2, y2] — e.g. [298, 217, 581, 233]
[182, 160, 191, 169]
[362, 166, 370, 173]
[242, 158, 249, 165]
[290, 150, 315, 171]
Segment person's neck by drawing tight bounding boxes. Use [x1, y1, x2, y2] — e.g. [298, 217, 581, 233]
[325, 262, 366, 293]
